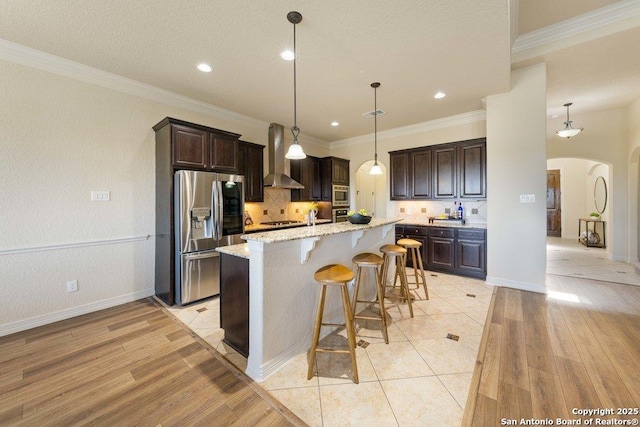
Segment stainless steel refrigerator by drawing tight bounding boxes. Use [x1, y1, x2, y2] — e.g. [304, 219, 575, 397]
[174, 170, 244, 305]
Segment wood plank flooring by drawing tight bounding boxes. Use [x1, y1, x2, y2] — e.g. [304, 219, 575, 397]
[0, 298, 304, 426]
[463, 275, 640, 425]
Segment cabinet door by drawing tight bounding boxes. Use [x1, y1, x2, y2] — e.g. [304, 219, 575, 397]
[427, 237, 455, 271]
[310, 158, 322, 201]
[390, 152, 410, 200]
[410, 149, 432, 199]
[405, 235, 428, 268]
[433, 146, 457, 199]
[333, 158, 350, 185]
[291, 157, 314, 201]
[455, 239, 486, 277]
[459, 141, 486, 199]
[210, 135, 238, 173]
[172, 125, 208, 169]
[246, 145, 264, 202]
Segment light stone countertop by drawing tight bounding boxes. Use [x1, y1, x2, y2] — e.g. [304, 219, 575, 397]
[244, 219, 332, 233]
[400, 219, 487, 229]
[216, 243, 250, 259]
[242, 217, 402, 244]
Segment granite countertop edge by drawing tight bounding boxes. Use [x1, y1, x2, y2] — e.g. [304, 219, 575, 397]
[216, 243, 250, 259]
[399, 219, 487, 229]
[242, 218, 402, 243]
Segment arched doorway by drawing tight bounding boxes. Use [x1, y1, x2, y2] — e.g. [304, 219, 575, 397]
[355, 160, 387, 217]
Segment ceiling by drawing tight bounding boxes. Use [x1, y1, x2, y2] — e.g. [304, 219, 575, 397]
[1, 1, 639, 142]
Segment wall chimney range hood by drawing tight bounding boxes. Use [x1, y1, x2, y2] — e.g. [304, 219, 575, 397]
[263, 123, 304, 189]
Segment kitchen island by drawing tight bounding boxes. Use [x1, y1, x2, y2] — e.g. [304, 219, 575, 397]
[219, 218, 400, 382]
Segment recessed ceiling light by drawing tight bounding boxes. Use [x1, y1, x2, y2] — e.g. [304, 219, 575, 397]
[197, 63, 212, 73]
[434, 91, 446, 99]
[331, 121, 340, 127]
[280, 50, 295, 61]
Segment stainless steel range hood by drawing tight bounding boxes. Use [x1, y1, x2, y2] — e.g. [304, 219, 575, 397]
[263, 123, 304, 189]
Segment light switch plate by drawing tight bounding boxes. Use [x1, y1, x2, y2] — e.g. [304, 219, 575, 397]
[519, 194, 535, 203]
[90, 191, 110, 202]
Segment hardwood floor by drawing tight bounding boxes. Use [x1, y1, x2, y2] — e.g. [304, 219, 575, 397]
[0, 298, 304, 426]
[464, 275, 640, 425]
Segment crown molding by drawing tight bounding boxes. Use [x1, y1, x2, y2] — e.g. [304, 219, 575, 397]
[0, 38, 273, 134]
[330, 110, 486, 148]
[512, 0, 640, 58]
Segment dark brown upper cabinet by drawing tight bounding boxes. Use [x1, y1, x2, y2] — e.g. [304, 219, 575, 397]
[389, 137, 486, 201]
[458, 140, 486, 199]
[238, 141, 265, 202]
[321, 157, 350, 201]
[157, 117, 240, 173]
[291, 155, 322, 202]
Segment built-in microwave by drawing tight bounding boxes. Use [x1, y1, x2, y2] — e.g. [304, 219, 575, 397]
[332, 185, 349, 207]
[332, 208, 349, 223]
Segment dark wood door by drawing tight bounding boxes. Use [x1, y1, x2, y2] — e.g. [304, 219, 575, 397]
[547, 169, 561, 237]
[390, 152, 410, 200]
[411, 149, 432, 199]
[333, 158, 350, 185]
[172, 125, 208, 169]
[459, 140, 486, 199]
[310, 158, 322, 201]
[433, 146, 457, 199]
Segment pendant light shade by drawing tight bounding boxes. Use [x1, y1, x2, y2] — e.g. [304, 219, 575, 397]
[556, 102, 583, 138]
[285, 11, 306, 159]
[369, 82, 383, 175]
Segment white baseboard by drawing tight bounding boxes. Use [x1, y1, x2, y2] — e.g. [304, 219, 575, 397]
[485, 276, 547, 294]
[0, 288, 155, 337]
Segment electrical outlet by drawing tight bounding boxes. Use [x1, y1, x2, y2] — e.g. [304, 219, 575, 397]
[472, 208, 478, 214]
[445, 208, 450, 214]
[421, 208, 426, 213]
[67, 280, 78, 292]
[90, 191, 110, 202]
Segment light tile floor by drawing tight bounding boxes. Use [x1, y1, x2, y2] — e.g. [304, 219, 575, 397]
[167, 272, 492, 426]
[166, 237, 640, 426]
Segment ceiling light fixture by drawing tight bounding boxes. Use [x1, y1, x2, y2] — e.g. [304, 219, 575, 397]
[284, 11, 306, 160]
[331, 121, 339, 127]
[280, 50, 295, 61]
[556, 102, 583, 138]
[370, 82, 383, 176]
[197, 63, 212, 73]
[434, 91, 446, 99]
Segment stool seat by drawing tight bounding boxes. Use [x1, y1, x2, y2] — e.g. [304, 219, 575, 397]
[308, 263, 359, 383]
[380, 244, 407, 254]
[352, 252, 384, 266]
[397, 238, 422, 249]
[314, 264, 354, 283]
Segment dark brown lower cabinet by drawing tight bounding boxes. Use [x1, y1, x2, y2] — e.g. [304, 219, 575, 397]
[396, 224, 486, 279]
[220, 253, 249, 357]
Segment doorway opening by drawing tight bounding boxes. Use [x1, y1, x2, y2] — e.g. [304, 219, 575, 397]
[355, 160, 387, 217]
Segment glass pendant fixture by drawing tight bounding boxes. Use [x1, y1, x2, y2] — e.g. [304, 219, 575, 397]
[285, 11, 306, 160]
[370, 82, 383, 175]
[556, 102, 583, 138]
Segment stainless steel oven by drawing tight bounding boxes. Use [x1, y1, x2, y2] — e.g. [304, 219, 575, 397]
[332, 185, 349, 207]
[332, 208, 349, 223]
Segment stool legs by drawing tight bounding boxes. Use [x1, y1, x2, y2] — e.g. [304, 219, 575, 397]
[382, 252, 414, 318]
[352, 264, 389, 344]
[412, 247, 429, 299]
[307, 281, 359, 384]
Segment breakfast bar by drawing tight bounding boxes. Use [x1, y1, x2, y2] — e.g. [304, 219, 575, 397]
[223, 218, 400, 382]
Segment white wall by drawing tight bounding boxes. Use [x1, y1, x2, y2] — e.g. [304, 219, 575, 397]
[628, 97, 640, 263]
[547, 107, 629, 261]
[486, 63, 548, 292]
[0, 59, 328, 335]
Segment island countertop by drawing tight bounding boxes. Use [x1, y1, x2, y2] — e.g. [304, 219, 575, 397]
[216, 243, 250, 259]
[242, 217, 401, 243]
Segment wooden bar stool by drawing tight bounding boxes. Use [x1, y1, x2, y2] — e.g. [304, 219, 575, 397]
[396, 238, 429, 300]
[379, 244, 414, 318]
[351, 252, 389, 344]
[307, 264, 359, 384]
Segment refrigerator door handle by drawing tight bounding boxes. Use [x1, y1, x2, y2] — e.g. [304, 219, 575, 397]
[217, 180, 224, 240]
[183, 250, 218, 260]
[211, 180, 221, 240]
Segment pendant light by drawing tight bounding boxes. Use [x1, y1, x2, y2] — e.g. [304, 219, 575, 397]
[556, 102, 583, 138]
[285, 11, 306, 159]
[369, 82, 383, 175]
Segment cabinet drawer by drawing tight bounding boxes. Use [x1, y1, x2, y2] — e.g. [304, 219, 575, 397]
[395, 225, 405, 234]
[403, 226, 427, 236]
[458, 229, 486, 240]
[428, 227, 455, 238]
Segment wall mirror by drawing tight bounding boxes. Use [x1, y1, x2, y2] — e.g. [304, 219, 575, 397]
[594, 176, 607, 214]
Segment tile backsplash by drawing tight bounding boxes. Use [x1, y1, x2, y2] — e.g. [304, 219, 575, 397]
[244, 188, 330, 225]
[395, 200, 487, 224]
